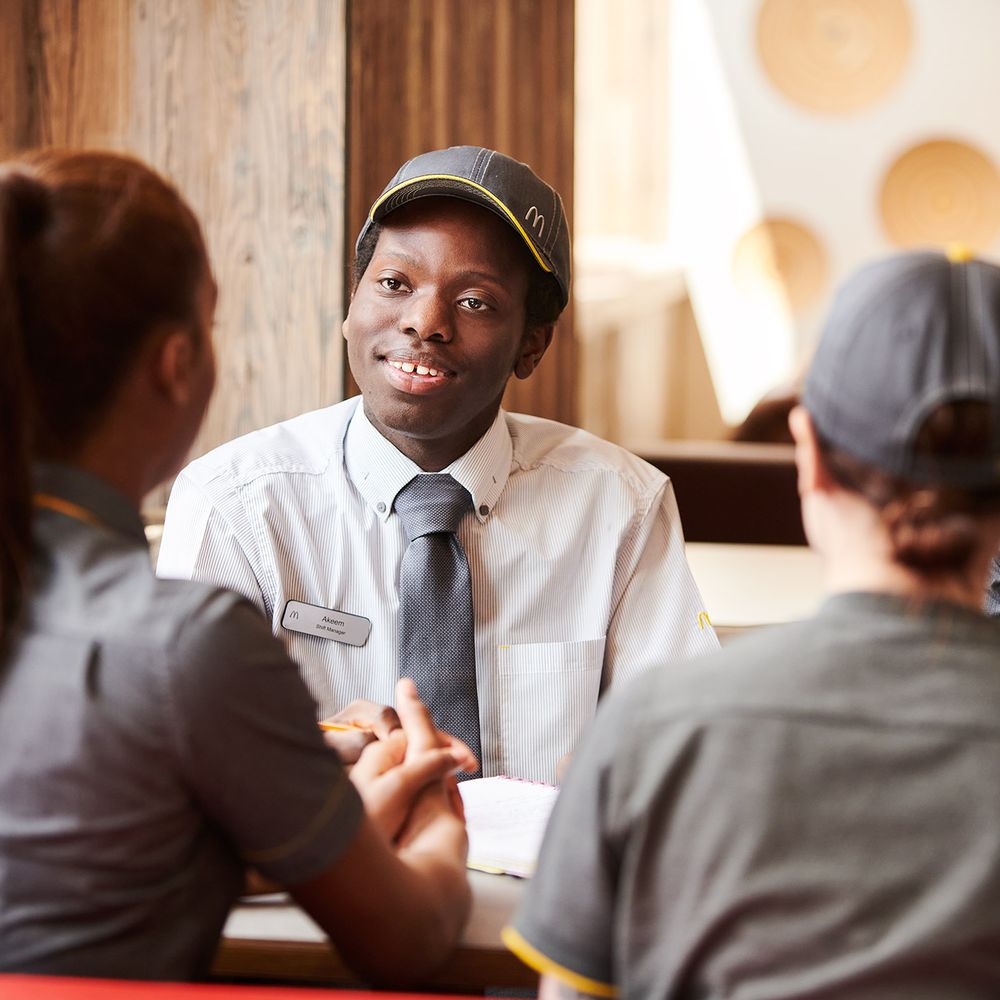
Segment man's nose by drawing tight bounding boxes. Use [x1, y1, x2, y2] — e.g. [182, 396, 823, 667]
[400, 289, 453, 342]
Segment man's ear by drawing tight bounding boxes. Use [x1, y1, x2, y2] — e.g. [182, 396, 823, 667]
[514, 324, 555, 380]
[788, 404, 834, 496]
[153, 328, 199, 406]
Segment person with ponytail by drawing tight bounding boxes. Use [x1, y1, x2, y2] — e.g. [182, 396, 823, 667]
[0, 150, 472, 981]
[506, 250, 1000, 998]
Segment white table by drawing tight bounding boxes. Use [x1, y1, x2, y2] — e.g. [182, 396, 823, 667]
[213, 871, 532, 992]
[685, 542, 824, 636]
[214, 543, 823, 989]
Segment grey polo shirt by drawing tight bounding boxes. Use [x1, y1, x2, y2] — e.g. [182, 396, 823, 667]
[509, 593, 1000, 999]
[0, 464, 362, 979]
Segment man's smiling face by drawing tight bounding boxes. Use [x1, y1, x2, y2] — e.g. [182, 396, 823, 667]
[343, 197, 552, 470]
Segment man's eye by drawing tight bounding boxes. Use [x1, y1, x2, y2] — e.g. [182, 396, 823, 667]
[461, 297, 490, 312]
[378, 277, 404, 292]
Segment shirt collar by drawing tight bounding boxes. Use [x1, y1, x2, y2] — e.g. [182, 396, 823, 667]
[32, 461, 148, 545]
[446, 410, 512, 522]
[344, 403, 512, 524]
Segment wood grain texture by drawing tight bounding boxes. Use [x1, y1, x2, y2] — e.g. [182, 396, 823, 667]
[0, 0, 37, 152]
[3, 0, 347, 507]
[130, 0, 347, 475]
[346, 0, 577, 425]
[0, 0, 131, 154]
[575, 0, 671, 245]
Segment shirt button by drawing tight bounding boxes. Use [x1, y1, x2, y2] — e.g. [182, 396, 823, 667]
[376, 501, 386, 513]
[479, 504, 489, 516]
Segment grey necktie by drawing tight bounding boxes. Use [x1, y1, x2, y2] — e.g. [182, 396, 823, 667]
[395, 473, 481, 778]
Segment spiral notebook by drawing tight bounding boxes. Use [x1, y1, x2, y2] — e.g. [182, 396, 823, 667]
[457, 775, 559, 878]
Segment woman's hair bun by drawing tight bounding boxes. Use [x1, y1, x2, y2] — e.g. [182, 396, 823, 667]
[883, 492, 979, 572]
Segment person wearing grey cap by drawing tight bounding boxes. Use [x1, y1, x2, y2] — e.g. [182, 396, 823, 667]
[506, 250, 1000, 998]
[157, 146, 717, 785]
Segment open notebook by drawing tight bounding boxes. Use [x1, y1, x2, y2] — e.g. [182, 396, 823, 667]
[458, 776, 559, 878]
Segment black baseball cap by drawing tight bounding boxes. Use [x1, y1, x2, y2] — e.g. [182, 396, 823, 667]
[803, 249, 1000, 489]
[356, 145, 571, 310]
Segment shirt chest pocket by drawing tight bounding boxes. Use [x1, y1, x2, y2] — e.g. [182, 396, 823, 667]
[497, 637, 606, 784]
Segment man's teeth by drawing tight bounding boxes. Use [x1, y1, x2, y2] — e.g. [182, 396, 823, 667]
[388, 360, 443, 377]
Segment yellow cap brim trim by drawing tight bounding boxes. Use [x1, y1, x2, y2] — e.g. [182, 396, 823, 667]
[502, 926, 618, 997]
[368, 174, 553, 275]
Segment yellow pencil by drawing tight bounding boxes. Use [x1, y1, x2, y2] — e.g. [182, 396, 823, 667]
[318, 720, 373, 733]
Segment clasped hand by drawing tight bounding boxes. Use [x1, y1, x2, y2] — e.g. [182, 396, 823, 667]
[333, 679, 478, 843]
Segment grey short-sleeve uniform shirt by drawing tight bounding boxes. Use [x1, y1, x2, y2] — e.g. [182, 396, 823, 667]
[0, 465, 362, 979]
[510, 593, 1000, 999]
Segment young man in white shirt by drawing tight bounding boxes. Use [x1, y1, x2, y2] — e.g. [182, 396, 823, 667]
[157, 146, 716, 783]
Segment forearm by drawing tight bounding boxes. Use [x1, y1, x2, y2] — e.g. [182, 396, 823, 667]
[332, 843, 469, 984]
[291, 813, 469, 986]
[385, 842, 471, 976]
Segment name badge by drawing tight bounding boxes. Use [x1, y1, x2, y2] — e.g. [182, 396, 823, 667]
[281, 600, 371, 647]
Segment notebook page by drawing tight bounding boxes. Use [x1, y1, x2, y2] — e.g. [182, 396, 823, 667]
[458, 776, 559, 878]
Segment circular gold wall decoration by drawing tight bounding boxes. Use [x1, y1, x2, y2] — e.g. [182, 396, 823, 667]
[757, 0, 912, 114]
[880, 139, 1000, 251]
[732, 217, 828, 312]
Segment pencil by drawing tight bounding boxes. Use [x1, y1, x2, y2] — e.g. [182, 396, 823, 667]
[318, 720, 373, 733]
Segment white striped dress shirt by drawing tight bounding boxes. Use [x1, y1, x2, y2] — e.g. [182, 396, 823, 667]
[157, 398, 718, 782]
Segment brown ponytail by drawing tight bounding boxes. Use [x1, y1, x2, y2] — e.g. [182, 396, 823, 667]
[0, 171, 52, 635]
[0, 150, 209, 642]
[820, 402, 1000, 574]
[880, 492, 981, 572]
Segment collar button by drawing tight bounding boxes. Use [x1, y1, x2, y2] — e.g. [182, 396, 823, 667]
[478, 504, 489, 517]
[376, 501, 387, 513]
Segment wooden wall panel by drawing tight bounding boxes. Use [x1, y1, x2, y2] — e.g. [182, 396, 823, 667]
[0, 0, 131, 154]
[575, 0, 671, 245]
[2, 0, 347, 507]
[346, 0, 577, 425]
[130, 0, 347, 478]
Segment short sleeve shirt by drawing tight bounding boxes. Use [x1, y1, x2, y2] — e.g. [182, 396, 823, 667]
[509, 593, 1000, 998]
[156, 399, 718, 783]
[0, 464, 363, 979]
